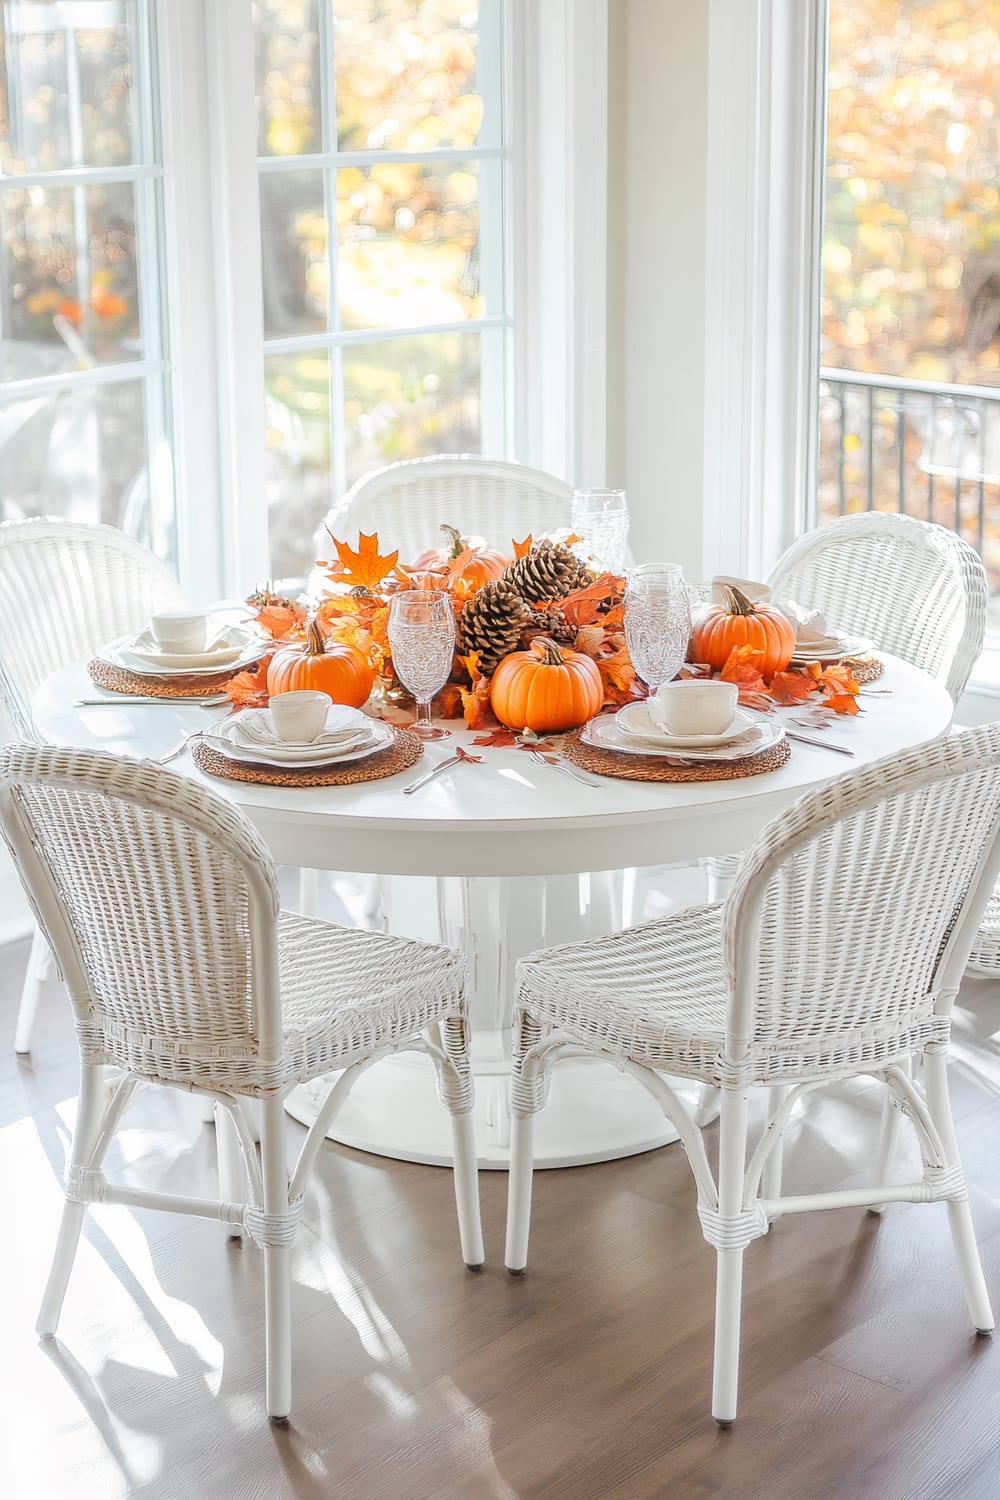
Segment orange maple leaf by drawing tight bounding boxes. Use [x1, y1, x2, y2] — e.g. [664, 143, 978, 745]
[598, 645, 639, 699]
[817, 662, 860, 697]
[573, 624, 605, 659]
[512, 535, 533, 559]
[767, 670, 817, 705]
[435, 684, 465, 719]
[225, 654, 273, 707]
[458, 650, 484, 685]
[559, 573, 622, 629]
[460, 676, 494, 730]
[331, 531, 400, 592]
[473, 728, 518, 747]
[256, 602, 306, 640]
[823, 693, 860, 716]
[720, 645, 766, 686]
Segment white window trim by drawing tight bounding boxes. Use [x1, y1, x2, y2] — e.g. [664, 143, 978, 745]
[507, 0, 608, 487]
[701, 0, 827, 583]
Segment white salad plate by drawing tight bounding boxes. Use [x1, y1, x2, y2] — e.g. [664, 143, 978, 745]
[616, 701, 757, 749]
[583, 713, 785, 762]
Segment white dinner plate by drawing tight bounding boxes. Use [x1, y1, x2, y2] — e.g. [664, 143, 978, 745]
[126, 624, 255, 669]
[211, 715, 393, 767]
[616, 701, 757, 749]
[582, 713, 785, 762]
[98, 631, 265, 678]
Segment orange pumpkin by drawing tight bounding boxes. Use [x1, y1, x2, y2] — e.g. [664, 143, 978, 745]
[410, 524, 507, 588]
[689, 586, 795, 678]
[267, 617, 375, 707]
[490, 636, 603, 733]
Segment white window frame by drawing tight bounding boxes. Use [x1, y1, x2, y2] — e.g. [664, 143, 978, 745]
[0, 0, 175, 561]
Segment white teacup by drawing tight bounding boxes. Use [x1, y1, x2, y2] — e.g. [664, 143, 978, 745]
[269, 690, 332, 744]
[651, 680, 739, 738]
[149, 610, 208, 654]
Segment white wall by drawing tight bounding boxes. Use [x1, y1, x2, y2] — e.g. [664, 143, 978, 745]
[606, 0, 710, 579]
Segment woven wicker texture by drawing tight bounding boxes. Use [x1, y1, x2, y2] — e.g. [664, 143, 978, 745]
[0, 744, 467, 1098]
[0, 518, 184, 739]
[192, 726, 422, 786]
[837, 654, 883, 685]
[515, 723, 1000, 1092]
[768, 513, 987, 705]
[561, 726, 791, 783]
[88, 656, 259, 699]
[324, 455, 573, 559]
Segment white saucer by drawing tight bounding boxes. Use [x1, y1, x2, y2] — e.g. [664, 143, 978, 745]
[583, 713, 784, 762]
[617, 701, 757, 749]
[235, 704, 370, 751]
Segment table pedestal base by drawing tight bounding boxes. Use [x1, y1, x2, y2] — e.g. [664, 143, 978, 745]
[285, 1050, 688, 1169]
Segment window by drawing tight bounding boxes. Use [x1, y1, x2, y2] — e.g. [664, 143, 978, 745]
[252, 0, 509, 581]
[0, 0, 173, 562]
[817, 0, 1000, 619]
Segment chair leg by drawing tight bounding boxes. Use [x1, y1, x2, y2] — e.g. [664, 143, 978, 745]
[711, 1087, 750, 1427]
[14, 925, 53, 1055]
[37, 1064, 109, 1337]
[694, 1084, 721, 1128]
[505, 1114, 535, 1273]
[761, 1086, 787, 1204]
[449, 1111, 485, 1270]
[868, 1085, 903, 1217]
[260, 1097, 293, 1424]
[215, 1102, 244, 1242]
[923, 1051, 995, 1334]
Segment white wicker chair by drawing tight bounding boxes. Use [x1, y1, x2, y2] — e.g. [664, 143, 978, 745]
[0, 518, 185, 1055]
[505, 724, 1000, 1426]
[767, 511, 987, 704]
[320, 454, 573, 560]
[0, 744, 484, 1423]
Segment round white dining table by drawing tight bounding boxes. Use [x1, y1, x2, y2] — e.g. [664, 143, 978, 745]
[34, 656, 952, 1169]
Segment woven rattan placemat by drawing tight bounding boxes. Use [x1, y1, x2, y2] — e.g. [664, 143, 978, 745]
[88, 657, 262, 699]
[192, 726, 422, 786]
[562, 726, 792, 783]
[839, 654, 883, 685]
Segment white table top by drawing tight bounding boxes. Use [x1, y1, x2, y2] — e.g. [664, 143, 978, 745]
[33, 656, 953, 878]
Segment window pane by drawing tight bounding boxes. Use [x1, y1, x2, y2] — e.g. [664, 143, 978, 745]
[265, 349, 331, 580]
[824, 0, 1000, 388]
[254, 0, 321, 158]
[334, 0, 484, 151]
[342, 331, 480, 484]
[260, 169, 327, 337]
[0, 375, 146, 528]
[0, 0, 135, 174]
[1, 179, 141, 379]
[338, 159, 482, 330]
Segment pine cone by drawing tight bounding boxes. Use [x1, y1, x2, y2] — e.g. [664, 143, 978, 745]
[503, 540, 583, 604]
[458, 582, 534, 674]
[523, 606, 577, 648]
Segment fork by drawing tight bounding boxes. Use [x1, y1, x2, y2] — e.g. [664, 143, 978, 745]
[518, 741, 604, 788]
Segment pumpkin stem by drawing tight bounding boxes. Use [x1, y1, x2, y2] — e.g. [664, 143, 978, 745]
[440, 523, 464, 559]
[530, 635, 566, 666]
[305, 616, 326, 655]
[724, 585, 757, 617]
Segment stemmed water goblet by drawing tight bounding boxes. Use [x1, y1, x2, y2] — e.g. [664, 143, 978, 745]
[387, 590, 455, 740]
[571, 489, 629, 574]
[623, 563, 692, 695]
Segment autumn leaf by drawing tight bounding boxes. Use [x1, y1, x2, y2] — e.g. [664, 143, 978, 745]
[256, 602, 307, 640]
[597, 645, 640, 705]
[768, 670, 817, 705]
[435, 684, 465, 719]
[225, 654, 273, 707]
[460, 674, 494, 730]
[473, 728, 518, 746]
[720, 645, 766, 686]
[559, 573, 622, 629]
[455, 745, 483, 763]
[823, 693, 860, 716]
[817, 662, 860, 697]
[573, 624, 605, 659]
[512, 535, 533, 559]
[331, 531, 400, 592]
[457, 650, 484, 685]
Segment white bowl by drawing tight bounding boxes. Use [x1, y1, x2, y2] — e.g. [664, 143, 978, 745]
[150, 610, 209, 654]
[269, 690, 333, 743]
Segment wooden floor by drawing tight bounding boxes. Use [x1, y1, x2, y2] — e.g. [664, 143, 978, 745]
[2, 934, 999, 1500]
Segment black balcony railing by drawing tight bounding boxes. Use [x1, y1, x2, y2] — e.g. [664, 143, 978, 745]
[817, 367, 1000, 599]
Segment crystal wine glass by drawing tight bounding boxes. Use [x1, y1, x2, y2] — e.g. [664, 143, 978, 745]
[388, 590, 455, 740]
[571, 489, 629, 574]
[623, 564, 692, 693]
